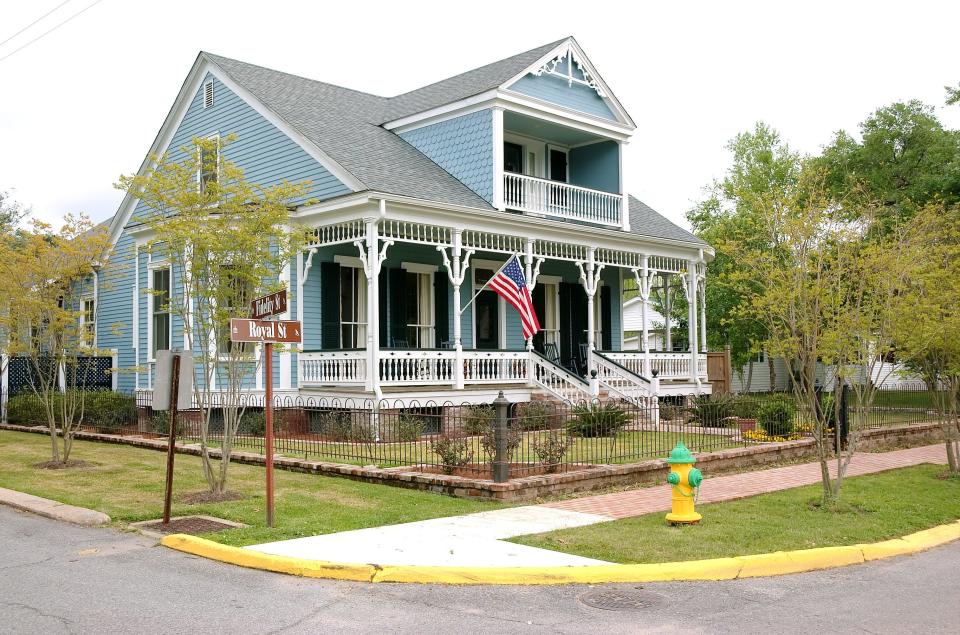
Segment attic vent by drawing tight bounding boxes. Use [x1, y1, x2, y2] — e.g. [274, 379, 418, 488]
[203, 80, 214, 108]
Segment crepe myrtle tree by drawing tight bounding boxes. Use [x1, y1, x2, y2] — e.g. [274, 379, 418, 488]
[726, 164, 915, 505]
[117, 136, 309, 495]
[894, 204, 960, 474]
[0, 213, 113, 464]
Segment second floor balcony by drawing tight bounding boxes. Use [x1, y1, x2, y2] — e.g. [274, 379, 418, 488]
[501, 111, 626, 229]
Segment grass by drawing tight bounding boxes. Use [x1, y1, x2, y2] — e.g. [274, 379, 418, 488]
[510, 464, 960, 563]
[212, 429, 740, 468]
[0, 430, 502, 546]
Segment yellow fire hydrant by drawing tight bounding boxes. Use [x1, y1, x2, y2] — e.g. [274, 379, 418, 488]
[665, 442, 703, 525]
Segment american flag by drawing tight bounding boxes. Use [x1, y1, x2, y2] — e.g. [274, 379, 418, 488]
[485, 255, 541, 339]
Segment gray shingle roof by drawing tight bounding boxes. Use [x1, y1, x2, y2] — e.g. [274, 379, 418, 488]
[203, 41, 706, 248]
[629, 196, 708, 246]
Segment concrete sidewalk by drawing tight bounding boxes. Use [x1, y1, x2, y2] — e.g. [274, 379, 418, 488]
[0, 487, 111, 526]
[246, 444, 948, 568]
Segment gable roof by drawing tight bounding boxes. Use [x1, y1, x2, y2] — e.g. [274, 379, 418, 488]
[112, 39, 706, 251]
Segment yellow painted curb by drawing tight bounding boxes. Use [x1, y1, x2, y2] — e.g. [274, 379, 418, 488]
[160, 519, 960, 586]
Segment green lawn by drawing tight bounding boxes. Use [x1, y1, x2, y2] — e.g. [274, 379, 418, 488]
[510, 465, 960, 563]
[219, 429, 739, 468]
[0, 431, 502, 546]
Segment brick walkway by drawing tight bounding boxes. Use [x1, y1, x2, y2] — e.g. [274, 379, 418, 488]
[541, 444, 948, 519]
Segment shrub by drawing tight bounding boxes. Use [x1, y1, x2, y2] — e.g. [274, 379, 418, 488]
[396, 413, 426, 442]
[238, 410, 266, 436]
[480, 426, 522, 461]
[310, 411, 372, 442]
[731, 398, 761, 420]
[462, 405, 495, 435]
[686, 393, 735, 426]
[516, 401, 555, 431]
[151, 411, 170, 436]
[531, 432, 572, 473]
[7, 393, 50, 425]
[758, 397, 798, 437]
[566, 402, 630, 438]
[432, 435, 474, 474]
[659, 402, 683, 422]
[82, 391, 135, 432]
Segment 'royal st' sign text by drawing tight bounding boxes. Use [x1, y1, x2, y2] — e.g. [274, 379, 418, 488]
[229, 318, 302, 343]
[250, 289, 288, 319]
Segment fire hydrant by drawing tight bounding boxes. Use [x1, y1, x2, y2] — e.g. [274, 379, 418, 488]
[665, 443, 703, 525]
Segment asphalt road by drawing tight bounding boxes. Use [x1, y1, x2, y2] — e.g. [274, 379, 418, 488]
[1, 506, 958, 634]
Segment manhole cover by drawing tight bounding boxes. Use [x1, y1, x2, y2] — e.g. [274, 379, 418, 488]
[578, 588, 663, 611]
[135, 516, 242, 535]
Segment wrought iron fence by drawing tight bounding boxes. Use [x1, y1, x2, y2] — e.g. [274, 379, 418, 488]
[1, 383, 946, 481]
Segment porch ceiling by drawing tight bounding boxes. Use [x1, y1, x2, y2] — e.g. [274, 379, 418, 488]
[504, 111, 601, 145]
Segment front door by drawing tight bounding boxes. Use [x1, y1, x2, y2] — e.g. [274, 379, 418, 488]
[474, 268, 500, 350]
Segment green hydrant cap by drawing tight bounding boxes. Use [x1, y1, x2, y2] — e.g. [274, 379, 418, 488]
[666, 443, 697, 464]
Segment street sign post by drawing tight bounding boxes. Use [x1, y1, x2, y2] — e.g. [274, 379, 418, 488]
[230, 295, 300, 528]
[153, 349, 194, 525]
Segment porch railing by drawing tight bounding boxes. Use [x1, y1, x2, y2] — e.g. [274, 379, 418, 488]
[602, 351, 709, 381]
[462, 350, 529, 384]
[299, 350, 367, 386]
[503, 173, 622, 227]
[591, 350, 654, 402]
[379, 349, 455, 386]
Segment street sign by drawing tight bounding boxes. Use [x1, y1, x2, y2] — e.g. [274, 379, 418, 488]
[229, 318, 302, 343]
[250, 289, 288, 319]
[152, 350, 194, 411]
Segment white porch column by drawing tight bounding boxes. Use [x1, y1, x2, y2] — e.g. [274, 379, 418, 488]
[663, 273, 672, 352]
[577, 247, 604, 395]
[632, 256, 654, 378]
[356, 212, 391, 396]
[523, 238, 544, 386]
[698, 258, 707, 354]
[438, 229, 473, 389]
[686, 259, 701, 389]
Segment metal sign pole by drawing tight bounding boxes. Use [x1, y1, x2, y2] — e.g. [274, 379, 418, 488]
[264, 342, 275, 528]
[162, 353, 181, 525]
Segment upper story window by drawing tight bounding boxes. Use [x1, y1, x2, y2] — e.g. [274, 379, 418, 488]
[80, 297, 95, 347]
[217, 265, 252, 355]
[198, 136, 219, 194]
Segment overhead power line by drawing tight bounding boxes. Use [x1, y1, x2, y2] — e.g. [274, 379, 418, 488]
[0, 0, 74, 49]
[0, 0, 104, 64]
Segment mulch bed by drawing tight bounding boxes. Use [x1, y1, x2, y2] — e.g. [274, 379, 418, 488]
[33, 459, 95, 470]
[178, 490, 244, 504]
[136, 516, 239, 535]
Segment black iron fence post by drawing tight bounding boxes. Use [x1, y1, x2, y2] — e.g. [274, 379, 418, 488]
[492, 391, 510, 483]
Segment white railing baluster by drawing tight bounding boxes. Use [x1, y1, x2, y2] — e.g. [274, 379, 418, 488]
[503, 173, 621, 227]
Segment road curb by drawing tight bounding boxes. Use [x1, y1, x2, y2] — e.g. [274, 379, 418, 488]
[160, 519, 960, 585]
[0, 487, 111, 527]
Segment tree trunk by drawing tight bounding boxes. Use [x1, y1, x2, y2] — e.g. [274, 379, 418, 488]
[767, 355, 776, 393]
[745, 361, 754, 393]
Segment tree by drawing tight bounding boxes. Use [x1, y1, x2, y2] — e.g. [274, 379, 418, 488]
[817, 101, 960, 232]
[893, 204, 960, 474]
[0, 214, 112, 464]
[946, 82, 960, 106]
[117, 136, 307, 495]
[728, 164, 915, 504]
[688, 123, 803, 388]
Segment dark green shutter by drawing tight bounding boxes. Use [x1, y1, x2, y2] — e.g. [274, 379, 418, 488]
[434, 274, 448, 347]
[569, 283, 588, 369]
[388, 268, 406, 347]
[378, 269, 388, 345]
[601, 285, 612, 351]
[320, 262, 340, 350]
[531, 284, 545, 353]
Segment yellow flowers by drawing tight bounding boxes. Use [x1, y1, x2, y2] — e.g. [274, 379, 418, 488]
[743, 429, 804, 443]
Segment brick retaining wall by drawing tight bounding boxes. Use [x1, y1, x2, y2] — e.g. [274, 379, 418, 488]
[0, 422, 944, 502]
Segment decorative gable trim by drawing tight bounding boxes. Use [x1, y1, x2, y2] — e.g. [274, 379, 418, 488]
[500, 37, 635, 129]
[106, 54, 363, 254]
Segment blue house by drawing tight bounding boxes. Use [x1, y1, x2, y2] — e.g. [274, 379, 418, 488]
[98, 37, 713, 405]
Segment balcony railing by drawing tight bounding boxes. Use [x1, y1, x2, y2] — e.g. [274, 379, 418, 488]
[601, 351, 709, 381]
[503, 173, 622, 227]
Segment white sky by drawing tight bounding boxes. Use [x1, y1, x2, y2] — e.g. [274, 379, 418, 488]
[1, 0, 958, 230]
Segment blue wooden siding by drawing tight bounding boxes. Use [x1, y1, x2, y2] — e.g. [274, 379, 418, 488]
[130, 72, 350, 224]
[509, 58, 617, 121]
[289, 255, 298, 386]
[399, 110, 494, 204]
[96, 233, 135, 392]
[569, 141, 620, 193]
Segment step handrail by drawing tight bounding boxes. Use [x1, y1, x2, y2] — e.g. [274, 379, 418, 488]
[591, 350, 656, 401]
[531, 351, 592, 403]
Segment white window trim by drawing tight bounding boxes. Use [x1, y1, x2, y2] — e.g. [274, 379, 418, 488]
[197, 132, 220, 194]
[546, 144, 570, 182]
[334, 255, 364, 269]
[401, 262, 438, 274]
[79, 294, 96, 349]
[147, 262, 172, 363]
[337, 261, 366, 349]
[401, 268, 436, 348]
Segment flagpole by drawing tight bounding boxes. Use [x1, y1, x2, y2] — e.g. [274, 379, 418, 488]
[458, 255, 516, 316]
